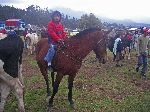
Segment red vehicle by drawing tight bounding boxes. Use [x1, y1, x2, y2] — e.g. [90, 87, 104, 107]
[0, 28, 6, 34]
[5, 19, 25, 32]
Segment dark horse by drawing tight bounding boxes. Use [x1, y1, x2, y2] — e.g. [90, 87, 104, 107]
[36, 28, 108, 108]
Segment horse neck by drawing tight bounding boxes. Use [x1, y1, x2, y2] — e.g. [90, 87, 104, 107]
[67, 34, 99, 60]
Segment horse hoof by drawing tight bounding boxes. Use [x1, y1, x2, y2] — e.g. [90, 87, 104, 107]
[47, 93, 51, 97]
[48, 100, 53, 108]
[47, 106, 53, 112]
[69, 103, 75, 109]
[46, 96, 51, 103]
[69, 101, 75, 109]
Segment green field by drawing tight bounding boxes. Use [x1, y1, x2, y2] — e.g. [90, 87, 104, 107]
[4, 50, 150, 112]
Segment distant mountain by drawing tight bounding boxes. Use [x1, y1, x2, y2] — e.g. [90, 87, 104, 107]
[52, 7, 86, 18]
[102, 17, 150, 27]
[133, 17, 150, 24]
[51, 7, 150, 27]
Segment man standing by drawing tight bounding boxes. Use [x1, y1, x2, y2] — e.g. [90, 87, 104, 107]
[136, 28, 150, 79]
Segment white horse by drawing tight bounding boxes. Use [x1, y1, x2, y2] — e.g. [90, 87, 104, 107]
[25, 33, 39, 55]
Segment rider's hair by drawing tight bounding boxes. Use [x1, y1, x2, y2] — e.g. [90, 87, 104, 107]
[52, 11, 61, 21]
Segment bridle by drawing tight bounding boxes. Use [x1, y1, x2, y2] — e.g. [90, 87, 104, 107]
[57, 37, 104, 64]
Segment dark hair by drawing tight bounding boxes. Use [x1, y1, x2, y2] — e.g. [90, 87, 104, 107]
[115, 33, 120, 39]
[52, 11, 61, 20]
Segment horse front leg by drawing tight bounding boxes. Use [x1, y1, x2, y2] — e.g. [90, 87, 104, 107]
[38, 62, 51, 96]
[68, 74, 76, 108]
[48, 72, 63, 108]
[43, 72, 51, 97]
[46, 72, 55, 102]
[51, 72, 55, 87]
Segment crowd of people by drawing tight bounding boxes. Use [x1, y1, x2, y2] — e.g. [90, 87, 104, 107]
[108, 27, 150, 79]
[0, 11, 149, 79]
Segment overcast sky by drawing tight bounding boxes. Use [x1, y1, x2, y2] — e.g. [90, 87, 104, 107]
[1, 0, 150, 21]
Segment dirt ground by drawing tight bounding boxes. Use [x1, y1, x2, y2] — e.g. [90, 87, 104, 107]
[22, 50, 150, 101]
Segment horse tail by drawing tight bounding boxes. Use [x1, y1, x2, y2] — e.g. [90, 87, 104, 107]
[19, 38, 24, 65]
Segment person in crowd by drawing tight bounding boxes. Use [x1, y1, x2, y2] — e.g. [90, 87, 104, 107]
[135, 28, 150, 79]
[7, 27, 17, 38]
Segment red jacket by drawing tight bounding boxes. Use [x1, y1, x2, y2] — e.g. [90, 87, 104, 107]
[127, 34, 132, 40]
[47, 20, 66, 42]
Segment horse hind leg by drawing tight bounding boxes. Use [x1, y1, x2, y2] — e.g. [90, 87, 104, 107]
[68, 74, 76, 108]
[0, 80, 11, 112]
[13, 78, 25, 112]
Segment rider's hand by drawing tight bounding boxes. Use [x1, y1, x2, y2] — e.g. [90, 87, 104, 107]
[57, 39, 66, 49]
[57, 39, 64, 45]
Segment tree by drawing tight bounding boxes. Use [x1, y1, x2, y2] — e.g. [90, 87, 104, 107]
[78, 13, 102, 30]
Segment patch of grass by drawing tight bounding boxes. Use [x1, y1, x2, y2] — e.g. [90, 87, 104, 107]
[117, 92, 150, 112]
[4, 51, 150, 112]
[29, 59, 38, 67]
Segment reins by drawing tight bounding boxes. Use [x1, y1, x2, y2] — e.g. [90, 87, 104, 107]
[57, 38, 104, 65]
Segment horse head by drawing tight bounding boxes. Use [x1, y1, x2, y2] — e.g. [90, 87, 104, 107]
[93, 33, 107, 64]
[93, 31, 110, 64]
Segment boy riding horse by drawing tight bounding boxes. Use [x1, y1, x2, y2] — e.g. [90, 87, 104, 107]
[44, 11, 67, 70]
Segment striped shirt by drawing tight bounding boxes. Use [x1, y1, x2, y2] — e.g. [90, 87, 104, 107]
[137, 34, 150, 55]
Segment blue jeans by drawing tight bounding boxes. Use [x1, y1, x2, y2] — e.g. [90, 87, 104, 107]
[44, 44, 56, 65]
[136, 52, 148, 75]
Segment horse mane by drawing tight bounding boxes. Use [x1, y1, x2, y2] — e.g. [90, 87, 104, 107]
[71, 28, 101, 39]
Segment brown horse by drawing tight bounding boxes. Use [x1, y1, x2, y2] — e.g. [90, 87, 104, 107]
[36, 28, 108, 108]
